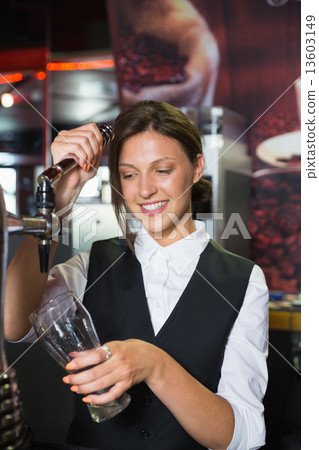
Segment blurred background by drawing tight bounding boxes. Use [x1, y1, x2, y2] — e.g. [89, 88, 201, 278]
[1, 0, 300, 448]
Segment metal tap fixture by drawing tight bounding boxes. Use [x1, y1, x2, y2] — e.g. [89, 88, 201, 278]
[35, 122, 114, 273]
[0, 188, 33, 449]
[0, 123, 113, 448]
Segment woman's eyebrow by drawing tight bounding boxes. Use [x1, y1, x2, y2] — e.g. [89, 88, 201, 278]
[119, 157, 176, 168]
[118, 163, 137, 168]
[150, 157, 177, 165]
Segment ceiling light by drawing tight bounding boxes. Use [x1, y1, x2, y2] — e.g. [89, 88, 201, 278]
[1, 93, 14, 107]
[35, 71, 46, 80]
[47, 59, 114, 71]
[0, 73, 23, 85]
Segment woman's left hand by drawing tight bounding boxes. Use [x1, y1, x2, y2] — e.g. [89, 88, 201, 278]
[62, 339, 162, 405]
[62, 338, 235, 448]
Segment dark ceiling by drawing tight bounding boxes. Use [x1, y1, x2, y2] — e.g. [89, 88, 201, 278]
[0, 0, 301, 161]
[0, 0, 111, 53]
[0, 0, 119, 160]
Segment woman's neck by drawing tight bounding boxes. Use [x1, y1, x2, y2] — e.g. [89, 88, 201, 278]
[150, 217, 197, 247]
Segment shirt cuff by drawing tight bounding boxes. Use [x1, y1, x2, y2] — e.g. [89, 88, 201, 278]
[7, 326, 37, 344]
[226, 401, 266, 450]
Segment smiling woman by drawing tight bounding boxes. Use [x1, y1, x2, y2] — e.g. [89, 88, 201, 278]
[118, 130, 203, 245]
[109, 101, 209, 249]
[5, 100, 269, 450]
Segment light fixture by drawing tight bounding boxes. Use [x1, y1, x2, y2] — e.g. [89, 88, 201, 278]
[47, 59, 115, 71]
[0, 73, 23, 85]
[267, 0, 300, 5]
[1, 92, 14, 108]
[267, 0, 288, 5]
[35, 71, 46, 80]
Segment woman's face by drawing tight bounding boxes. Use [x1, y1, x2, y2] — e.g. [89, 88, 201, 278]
[118, 130, 204, 245]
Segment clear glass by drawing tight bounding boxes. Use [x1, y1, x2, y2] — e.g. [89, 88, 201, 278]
[29, 291, 131, 422]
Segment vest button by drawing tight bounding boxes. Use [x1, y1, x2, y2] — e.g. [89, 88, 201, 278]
[145, 395, 152, 404]
[140, 429, 150, 439]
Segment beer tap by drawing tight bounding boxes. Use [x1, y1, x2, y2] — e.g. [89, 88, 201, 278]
[0, 188, 33, 449]
[0, 123, 113, 449]
[35, 122, 114, 273]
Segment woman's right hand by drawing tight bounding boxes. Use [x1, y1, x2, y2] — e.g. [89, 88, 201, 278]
[51, 123, 104, 212]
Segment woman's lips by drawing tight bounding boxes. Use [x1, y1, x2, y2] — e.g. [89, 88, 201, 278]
[139, 200, 168, 215]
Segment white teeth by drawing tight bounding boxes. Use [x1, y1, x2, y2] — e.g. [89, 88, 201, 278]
[142, 201, 168, 211]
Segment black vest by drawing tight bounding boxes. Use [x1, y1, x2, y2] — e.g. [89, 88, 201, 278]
[67, 238, 254, 450]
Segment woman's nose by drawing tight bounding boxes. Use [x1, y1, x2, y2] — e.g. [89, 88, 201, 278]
[139, 174, 157, 198]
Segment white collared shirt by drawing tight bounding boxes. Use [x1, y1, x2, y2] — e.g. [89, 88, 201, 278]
[134, 221, 211, 335]
[19, 220, 269, 449]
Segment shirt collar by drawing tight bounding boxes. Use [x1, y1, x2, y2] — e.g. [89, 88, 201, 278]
[134, 220, 210, 268]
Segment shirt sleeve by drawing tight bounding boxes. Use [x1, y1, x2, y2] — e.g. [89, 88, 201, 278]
[12, 251, 90, 344]
[217, 264, 269, 450]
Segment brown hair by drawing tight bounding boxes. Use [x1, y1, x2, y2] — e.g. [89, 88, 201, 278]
[108, 100, 212, 250]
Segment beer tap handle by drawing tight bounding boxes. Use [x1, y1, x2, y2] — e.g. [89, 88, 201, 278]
[37, 123, 114, 186]
[34, 123, 114, 273]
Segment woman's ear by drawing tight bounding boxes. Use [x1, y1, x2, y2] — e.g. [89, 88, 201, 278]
[193, 154, 205, 183]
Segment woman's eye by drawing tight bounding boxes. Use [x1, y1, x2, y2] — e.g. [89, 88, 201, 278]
[121, 173, 135, 180]
[157, 169, 172, 175]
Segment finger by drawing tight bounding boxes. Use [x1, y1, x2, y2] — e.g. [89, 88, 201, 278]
[65, 349, 103, 372]
[87, 143, 104, 172]
[67, 373, 113, 396]
[79, 122, 104, 150]
[82, 382, 128, 405]
[51, 140, 89, 169]
[66, 344, 113, 372]
[75, 123, 104, 165]
[54, 134, 96, 168]
[68, 350, 91, 358]
[99, 345, 112, 361]
[57, 123, 103, 150]
[64, 361, 110, 386]
[54, 123, 103, 166]
[64, 347, 117, 388]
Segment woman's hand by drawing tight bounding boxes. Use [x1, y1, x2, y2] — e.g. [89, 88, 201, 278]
[62, 338, 234, 448]
[51, 122, 104, 212]
[62, 339, 163, 404]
